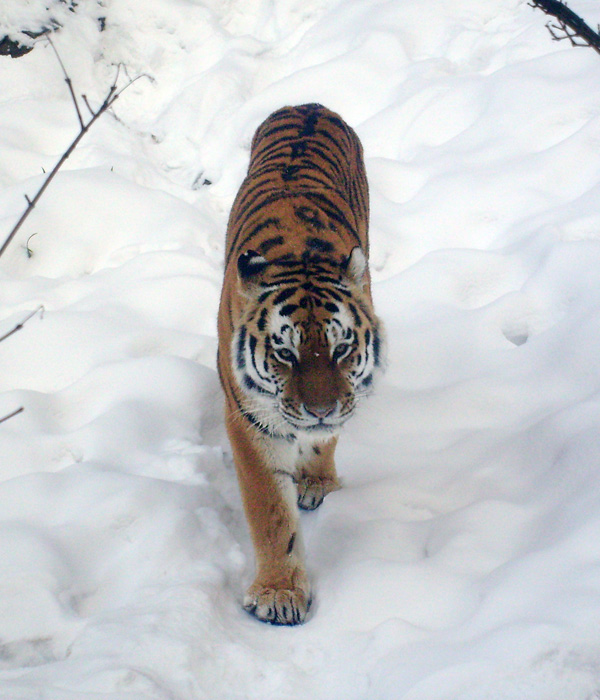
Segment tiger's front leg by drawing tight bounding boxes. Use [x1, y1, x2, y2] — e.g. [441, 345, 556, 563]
[226, 414, 311, 625]
[297, 436, 341, 511]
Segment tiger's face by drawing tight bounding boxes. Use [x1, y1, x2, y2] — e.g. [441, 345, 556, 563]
[231, 248, 383, 436]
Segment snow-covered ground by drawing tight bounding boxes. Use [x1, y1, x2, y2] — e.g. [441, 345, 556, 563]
[2, 0, 600, 697]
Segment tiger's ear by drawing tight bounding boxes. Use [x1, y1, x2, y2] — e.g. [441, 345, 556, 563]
[344, 247, 367, 285]
[237, 250, 268, 282]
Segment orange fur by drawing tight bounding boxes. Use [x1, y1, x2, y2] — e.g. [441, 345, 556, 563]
[217, 104, 382, 625]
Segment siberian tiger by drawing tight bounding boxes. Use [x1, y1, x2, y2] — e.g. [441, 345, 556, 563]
[217, 103, 383, 625]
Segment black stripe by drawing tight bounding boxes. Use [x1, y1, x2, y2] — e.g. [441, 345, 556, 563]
[279, 304, 299, 317]
[258, 289, 274, 303]
[372, 328, 381, 366]
[243, 373, 273, 396]
[299, 110, 319, 137]
[319, 287, 342, 302]
[236, 326, 246, 369]
[249, 334, 272, 384]
[303, 192, 360, 244]
[273, 286, 298, 305]
[306, 143, 344, 179]
[228, 191, 299, 255]
[287, 533, 296, 555]
[291, 171, 337, 190]
[348, 302, 362, 327]
[259, 122, 301, 142]
[257, 308, 269, 332]
[258, 236, 284, 255]
[237, 217, 281, 252]
[306, 237, 333, 253]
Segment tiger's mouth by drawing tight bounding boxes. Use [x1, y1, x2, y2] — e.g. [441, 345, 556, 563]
[284, 418, 339, 434]
[278, 404, 355, 433]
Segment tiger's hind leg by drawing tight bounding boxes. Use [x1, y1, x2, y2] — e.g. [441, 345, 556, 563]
[296, 436, 341, 511]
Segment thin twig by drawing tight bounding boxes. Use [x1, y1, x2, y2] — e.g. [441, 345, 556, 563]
[82, 94, 95, 117]
[46, 33, 84, 128]
[114, 71, 153, 98]
[0, 407, 24, 425]
[0, 305, 44, 344]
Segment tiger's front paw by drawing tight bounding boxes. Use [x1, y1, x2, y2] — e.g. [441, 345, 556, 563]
[297, 474, 340, 510]
[243, 574, 311, 626]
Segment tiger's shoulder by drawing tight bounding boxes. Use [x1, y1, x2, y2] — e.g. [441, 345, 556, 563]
[223, 103, 370, 281]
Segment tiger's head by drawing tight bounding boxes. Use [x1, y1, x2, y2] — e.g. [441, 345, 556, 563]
[231, 248, 384, 437]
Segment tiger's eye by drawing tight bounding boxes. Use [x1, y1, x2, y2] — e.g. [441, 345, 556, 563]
[333, 343, 351, 362]
[276, 348, 296, 365]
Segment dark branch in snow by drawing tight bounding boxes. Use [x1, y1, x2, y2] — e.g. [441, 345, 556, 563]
[0, 38, 145, 261]
[0, 306, 44, 426]
[0, 306, 45, 344]
[0, 407, 24, 426]
[529, 0, 600, 55]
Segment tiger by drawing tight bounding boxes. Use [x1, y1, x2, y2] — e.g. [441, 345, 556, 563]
[217, 103, 384, 625]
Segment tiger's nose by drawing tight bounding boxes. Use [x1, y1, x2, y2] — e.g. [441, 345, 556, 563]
[304, 402, 337, 419]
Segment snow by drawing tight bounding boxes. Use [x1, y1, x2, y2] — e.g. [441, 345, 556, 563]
[2, 0, 600, 697]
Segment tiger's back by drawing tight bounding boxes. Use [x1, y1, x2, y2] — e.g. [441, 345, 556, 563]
[217, 104, 383, 626]
[223, 103, 370, 290]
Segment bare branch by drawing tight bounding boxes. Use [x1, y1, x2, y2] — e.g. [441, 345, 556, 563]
[0, 407, 24, 425]
[0, 46, 145, 260]
[0, 305, 44, 344]
[529, 0, 600, 56]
